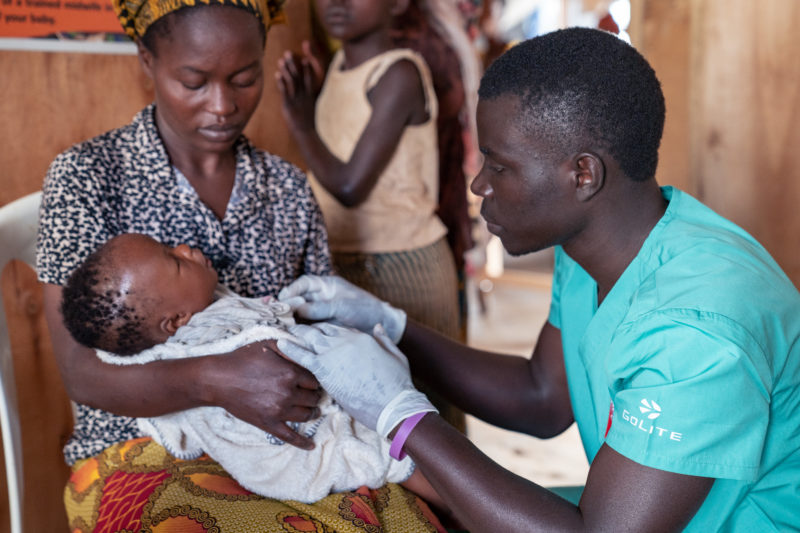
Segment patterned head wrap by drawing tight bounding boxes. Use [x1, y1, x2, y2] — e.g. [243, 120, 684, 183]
[112, 0, 286, 41]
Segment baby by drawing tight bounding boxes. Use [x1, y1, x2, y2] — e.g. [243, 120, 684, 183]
[60, 233, 442, 507]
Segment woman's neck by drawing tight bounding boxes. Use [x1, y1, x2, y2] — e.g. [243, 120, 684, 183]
[160, 133, 237, 221]
[155, 112, 236, 181]
[170, 149, 236, 182]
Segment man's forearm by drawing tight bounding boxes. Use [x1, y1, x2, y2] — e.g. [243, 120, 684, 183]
[402, 413, 584, 532]
[402, 414, 713, 532]
[399, 321, 552, 432]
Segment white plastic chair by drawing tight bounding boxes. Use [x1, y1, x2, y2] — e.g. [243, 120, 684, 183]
[0, 192, 41, 533]
[0, 191, 72, 532]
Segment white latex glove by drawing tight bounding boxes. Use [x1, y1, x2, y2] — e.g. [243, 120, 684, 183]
[278, 275, 407, 343]
[277, 322, 436, 437]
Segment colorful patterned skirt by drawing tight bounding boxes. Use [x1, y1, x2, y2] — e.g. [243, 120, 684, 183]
[64, 437, 446, 533]
[332, 237, 465, 432]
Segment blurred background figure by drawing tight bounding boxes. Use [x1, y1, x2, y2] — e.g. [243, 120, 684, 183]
[390, 0, 482, 343]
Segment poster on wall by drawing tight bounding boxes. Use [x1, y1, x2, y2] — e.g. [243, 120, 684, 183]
[0, 0, 135, 53]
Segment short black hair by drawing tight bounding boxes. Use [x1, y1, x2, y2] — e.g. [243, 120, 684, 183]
[61, 238, 156, 356]
[478, 27, 665, 182]
[141, 3, 267, 55]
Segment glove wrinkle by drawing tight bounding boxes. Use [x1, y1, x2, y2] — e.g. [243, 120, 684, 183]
[279, 275, 408, 343]
[275, 322, 435, 437]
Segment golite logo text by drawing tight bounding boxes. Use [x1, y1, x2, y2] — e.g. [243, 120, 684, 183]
[620, 399, 683, 442]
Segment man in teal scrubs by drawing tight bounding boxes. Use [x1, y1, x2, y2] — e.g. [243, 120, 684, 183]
[276, 27, 800, 531]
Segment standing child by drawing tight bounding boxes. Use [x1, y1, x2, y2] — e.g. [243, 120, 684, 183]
[391, 0, 482, 343]
[276, 0, 462, 429]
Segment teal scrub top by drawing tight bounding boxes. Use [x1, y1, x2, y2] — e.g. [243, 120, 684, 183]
[548, 187, 800, 531]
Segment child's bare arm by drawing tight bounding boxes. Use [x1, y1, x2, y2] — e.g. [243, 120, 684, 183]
[277, 55, 427, 207]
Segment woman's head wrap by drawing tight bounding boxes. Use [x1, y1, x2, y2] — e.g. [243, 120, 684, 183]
[112, 0, 286, 41]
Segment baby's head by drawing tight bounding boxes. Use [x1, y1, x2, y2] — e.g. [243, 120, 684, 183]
[61, 233, 219, 355]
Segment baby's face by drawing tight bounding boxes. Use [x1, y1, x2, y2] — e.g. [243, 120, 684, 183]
[113, 234, 218, 319]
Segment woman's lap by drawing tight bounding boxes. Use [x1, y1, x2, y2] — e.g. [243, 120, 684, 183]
[65, 437, 446, 532]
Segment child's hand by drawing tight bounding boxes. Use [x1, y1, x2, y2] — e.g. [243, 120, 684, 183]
[276, 41, 324, 133]
[300, 40, 325, 94]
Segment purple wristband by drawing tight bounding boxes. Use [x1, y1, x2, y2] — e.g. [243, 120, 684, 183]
[389, 412, 427, 460]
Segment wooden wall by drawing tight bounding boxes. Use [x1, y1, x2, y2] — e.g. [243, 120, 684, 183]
[629, 0, 691, 193]
[2, 1, 799, 275]
[632, 0, 800, 286]
[0, 0, 312, 208]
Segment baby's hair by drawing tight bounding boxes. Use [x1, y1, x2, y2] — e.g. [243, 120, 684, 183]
[61, 237, 157, 355]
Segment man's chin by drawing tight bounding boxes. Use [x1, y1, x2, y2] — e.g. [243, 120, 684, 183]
[506, 248, 537, 258]
[503, 240, 548, 258]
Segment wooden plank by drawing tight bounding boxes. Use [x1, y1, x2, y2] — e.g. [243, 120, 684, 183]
[631, 0, 800, 286]
[689, 0, 800, 285]
[1, 260, 72, 533]
[0, 0, 312, 208]
[632, 0, 692, 193]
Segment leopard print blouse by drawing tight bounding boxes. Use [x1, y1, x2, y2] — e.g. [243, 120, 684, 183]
[36, 104, 332, 464]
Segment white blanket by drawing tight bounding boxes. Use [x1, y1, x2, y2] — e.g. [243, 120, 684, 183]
[97, 287, 414, 502]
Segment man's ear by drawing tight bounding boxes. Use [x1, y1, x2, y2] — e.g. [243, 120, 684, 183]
[573, 153, 605, 202]
[159, 311, 193, 336]
[391, 0, 411, 16]
[137, 40, 155, 80]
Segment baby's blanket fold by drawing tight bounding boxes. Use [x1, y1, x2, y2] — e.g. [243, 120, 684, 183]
[97, 287, 414, 502]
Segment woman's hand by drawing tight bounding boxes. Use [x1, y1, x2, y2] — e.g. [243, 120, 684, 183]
[199, 339, 323, 450]
[276, 41, 324, 134]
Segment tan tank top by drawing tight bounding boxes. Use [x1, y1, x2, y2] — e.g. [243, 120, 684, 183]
[310, 48, 447, 253]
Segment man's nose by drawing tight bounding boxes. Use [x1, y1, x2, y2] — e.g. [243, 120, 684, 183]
[470, 169, 493, 198]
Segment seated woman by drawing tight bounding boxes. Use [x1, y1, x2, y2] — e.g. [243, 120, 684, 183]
[59, 232, 447, 512]
[37, 0, 447, 530]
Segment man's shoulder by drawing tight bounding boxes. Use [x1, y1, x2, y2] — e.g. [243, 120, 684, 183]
[627, 225, 799, 359]
[614, 192, 800, 353]
[653, 206, 793, 300]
